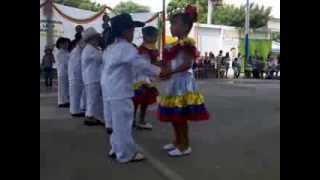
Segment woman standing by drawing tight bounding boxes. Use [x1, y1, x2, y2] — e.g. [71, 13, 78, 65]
[56, 37, 71, 108]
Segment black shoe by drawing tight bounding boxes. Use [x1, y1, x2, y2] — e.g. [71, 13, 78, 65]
[58, 103, 70, 108]
[84, 118, 101, 126]
[71, 113, 85, 117]
[109, 153, 116, 159]
[106, 128, 113, 135]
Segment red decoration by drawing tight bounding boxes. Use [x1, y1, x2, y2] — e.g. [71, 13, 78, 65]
[184, 4, 198, 22]
[138, 46, 159, 62]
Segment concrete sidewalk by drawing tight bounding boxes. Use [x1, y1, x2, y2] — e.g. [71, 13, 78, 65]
[40, 79, 280, 180]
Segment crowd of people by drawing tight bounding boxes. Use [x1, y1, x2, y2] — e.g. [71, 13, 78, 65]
[41, 5, 210, 164]
[192, 50, 280, 80]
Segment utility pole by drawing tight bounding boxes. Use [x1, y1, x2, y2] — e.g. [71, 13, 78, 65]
[43, 0, 54, 47]
[207, 0, 213, 24]
[245, 0, 250, 61]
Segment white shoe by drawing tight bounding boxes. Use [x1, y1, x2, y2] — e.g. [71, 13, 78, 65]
[163, 144, 175, 151]
[136, 122, 153, 130]
[168, 147, 192, 157]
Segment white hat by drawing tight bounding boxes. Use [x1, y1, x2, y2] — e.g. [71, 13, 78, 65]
[82, 27, 100, 41]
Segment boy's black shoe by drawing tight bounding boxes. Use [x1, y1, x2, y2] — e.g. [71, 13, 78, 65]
[71, 113, 85, 117]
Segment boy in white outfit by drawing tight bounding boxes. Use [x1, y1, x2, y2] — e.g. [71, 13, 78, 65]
[68, 39, 86, 117]
[101, 13, 168, 163]
[81, 27, 104, 126]
[56, 37, 71, 108]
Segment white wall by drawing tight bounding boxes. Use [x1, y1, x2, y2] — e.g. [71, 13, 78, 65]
[40, 4, 157, 64]
[40, 4, 103, 65]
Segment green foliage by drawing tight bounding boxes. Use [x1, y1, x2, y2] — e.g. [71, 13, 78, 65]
[55, 0, 102, 12]
[239, 38, 271, 62]
[167, 0, 208, 23]
[238, 39, 271, 73]
[113, 0, 150, 14]
[167, 0, 272, 28]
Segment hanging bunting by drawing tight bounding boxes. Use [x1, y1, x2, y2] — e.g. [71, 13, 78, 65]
[52, 4, 109, 24]
[41, 2, 160, 25]
[40, 0, 50, 8]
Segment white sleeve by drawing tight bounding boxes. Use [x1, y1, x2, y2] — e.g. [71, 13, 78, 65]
[131, 55, 161, 77]
[122, 44, 161, 77]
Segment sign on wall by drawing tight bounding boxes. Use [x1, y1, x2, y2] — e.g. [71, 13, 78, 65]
[40, 19, 64, 37]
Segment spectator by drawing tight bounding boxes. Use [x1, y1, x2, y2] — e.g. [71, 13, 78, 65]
[276, 54, 280, 78]
[244, 56, 253, 78]
[203, 54, 210, 78]
[252, 52, 260, 79]
[198, 57, 204, 79]
[101, 13, 111, 50]
[232, 53, 242, 79]
[192, 61, 199, 79]
[223, 52, 231, 78]
[266, 55, 278, 79]
[216, 50, 224, 78]
[41, 45, 55, 87]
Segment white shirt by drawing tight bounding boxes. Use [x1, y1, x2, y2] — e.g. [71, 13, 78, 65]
[68, 46, 83, 82]
[81, 44, 103, 85]
[56, 49, 70, 77]
[101, 39, 161, 101]
[133, 53, 151, 83]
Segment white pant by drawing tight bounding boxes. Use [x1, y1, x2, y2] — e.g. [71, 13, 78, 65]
[80, 88, 86, 111]
[69, 80, 85, 114]
[85, 83, 103, 121]
[58, 76, 69, 105]
[103, 99, 137, 163]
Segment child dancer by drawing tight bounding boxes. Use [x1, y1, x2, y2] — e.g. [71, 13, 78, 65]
[100, 13, 168, 163]
[158, 5, 210, 157]
[133, 26, 160, 130]
[68, 38, 86, 117]
[56, 37, 71, 108]
[81, 27, 104, 126]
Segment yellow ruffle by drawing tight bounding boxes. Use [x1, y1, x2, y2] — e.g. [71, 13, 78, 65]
[159, 92, 205, 108]
[132, 81, 156, 90]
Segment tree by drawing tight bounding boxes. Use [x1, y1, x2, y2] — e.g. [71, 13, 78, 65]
[167, 0, 208, 23]
[167, 0, 272, 29]
[113, 1, 150, 14]
[54, 0, 102, 12]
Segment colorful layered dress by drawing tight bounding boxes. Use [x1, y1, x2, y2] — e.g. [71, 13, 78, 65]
[132, 45, 160, 105]
[157, 38, 210, 124]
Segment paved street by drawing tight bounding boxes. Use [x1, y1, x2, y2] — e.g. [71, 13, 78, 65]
[40, 79, 280, 180]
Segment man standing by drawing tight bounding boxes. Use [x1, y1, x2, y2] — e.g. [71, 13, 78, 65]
[41, 45, 55, 87]
[216, 50, 224, 78]
[101, 14, 111, 50]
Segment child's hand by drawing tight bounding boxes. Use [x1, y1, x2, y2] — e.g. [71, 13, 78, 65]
[159, 67, 172, 80]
